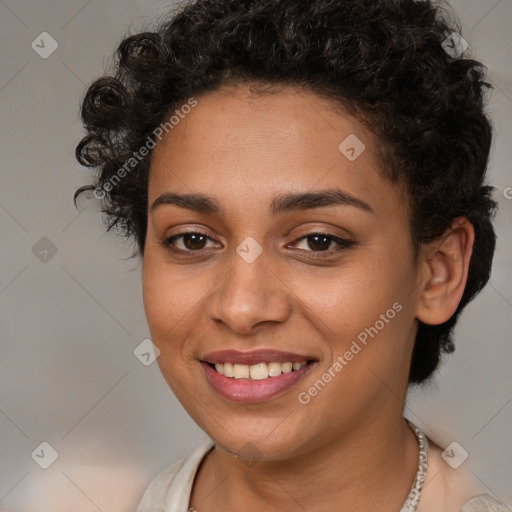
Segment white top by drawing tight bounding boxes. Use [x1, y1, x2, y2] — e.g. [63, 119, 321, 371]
[136, 440, 509, 512]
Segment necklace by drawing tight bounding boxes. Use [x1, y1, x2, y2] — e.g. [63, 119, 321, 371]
[399, 420, 429, 512]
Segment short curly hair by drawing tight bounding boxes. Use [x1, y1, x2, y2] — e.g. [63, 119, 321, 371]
[75, 0, 497, 384]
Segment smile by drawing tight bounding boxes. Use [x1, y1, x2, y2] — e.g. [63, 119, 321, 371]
[200, 349, 317, 403]
[212, 361, 307, 380]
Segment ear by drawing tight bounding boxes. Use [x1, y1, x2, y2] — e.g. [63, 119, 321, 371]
[414, 217, 475, 325]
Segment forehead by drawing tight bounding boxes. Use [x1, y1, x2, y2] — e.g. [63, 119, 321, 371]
[148, 84, 402, 217]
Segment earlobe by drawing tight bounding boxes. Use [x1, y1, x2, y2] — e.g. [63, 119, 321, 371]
[415, 218, 475, 325]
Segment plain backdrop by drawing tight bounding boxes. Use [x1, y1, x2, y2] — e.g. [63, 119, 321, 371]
[0, 0, 511, 510]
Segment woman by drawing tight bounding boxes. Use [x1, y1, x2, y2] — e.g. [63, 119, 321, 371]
[74, 0, 506, 510]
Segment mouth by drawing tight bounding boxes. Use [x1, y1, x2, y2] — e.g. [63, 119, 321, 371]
[200, 349, 317, 403]
[204, 360, 311, 380]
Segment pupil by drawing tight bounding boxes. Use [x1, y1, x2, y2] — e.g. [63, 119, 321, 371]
[184, 234, 206, 250]
[308, 234, 330, 251]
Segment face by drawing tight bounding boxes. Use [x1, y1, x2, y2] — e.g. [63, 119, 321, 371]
[142, 84, 422, 462]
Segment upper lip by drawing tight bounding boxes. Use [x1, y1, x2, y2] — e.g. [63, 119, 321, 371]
[201, 349, 316, 365]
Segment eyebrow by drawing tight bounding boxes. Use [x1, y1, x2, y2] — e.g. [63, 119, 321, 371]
[151, 192, 222, 214]
[150, 188, 374, 216]
[271, 188, 374, 215]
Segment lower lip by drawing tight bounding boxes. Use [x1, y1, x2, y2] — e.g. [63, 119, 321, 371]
[201, 362, 315, 403]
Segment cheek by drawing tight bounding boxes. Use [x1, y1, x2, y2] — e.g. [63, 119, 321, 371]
[142, 252, 207, 331]
[141, 257, 205, 394]
[290, 253, 412, 334]
[291, 252, 417, 388]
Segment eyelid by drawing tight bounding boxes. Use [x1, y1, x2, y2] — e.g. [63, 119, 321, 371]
[287, 233, 355, 254]
[163, 230, 221, 252]
[162, 229, 354, 257]
[161, 224, 218, 241]
[289, 223, 354, 241]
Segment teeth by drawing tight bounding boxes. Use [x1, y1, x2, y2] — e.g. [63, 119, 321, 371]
[250, 362, 268, 380]
[267, 362, 282, 377]
[224, 362, 234, 378]
[233, 364, 250, 379]
[212, 361, 308, 379]
[281, 362, 293, 373]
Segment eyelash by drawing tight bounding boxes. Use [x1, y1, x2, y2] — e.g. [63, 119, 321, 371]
[161, 230, 355, 258]
[291, 233, 355, 257]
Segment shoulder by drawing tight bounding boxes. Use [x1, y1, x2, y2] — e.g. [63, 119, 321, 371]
[417, 436, 508, 512]
[460, 494, 510, 512]
[136, 440, 215, 512]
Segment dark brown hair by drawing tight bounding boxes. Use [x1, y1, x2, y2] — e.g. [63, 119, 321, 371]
[75, 0, 497, 384]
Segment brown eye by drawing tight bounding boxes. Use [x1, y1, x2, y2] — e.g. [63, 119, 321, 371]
[164, 232, 219, 252]
[305, 234, 333, 251]
[290, 233, 355, 257]
[181, 233, 207, 250]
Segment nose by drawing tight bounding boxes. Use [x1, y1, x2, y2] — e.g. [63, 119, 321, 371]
[207, 249, 292, 336]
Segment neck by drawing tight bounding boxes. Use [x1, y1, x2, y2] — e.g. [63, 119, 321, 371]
[191, 414, 420, 512]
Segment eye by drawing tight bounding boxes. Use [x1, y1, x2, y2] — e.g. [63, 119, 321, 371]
[163, 231, 220, 253]
[289, 233, 354, 256]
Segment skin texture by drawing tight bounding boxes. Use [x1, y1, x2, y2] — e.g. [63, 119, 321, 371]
[142, 84, 475, 512]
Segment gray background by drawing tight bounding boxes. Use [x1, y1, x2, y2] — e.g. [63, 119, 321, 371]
[0, 0, 511, 510]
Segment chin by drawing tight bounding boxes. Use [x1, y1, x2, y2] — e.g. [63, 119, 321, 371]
[202, 417, 315, 463]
